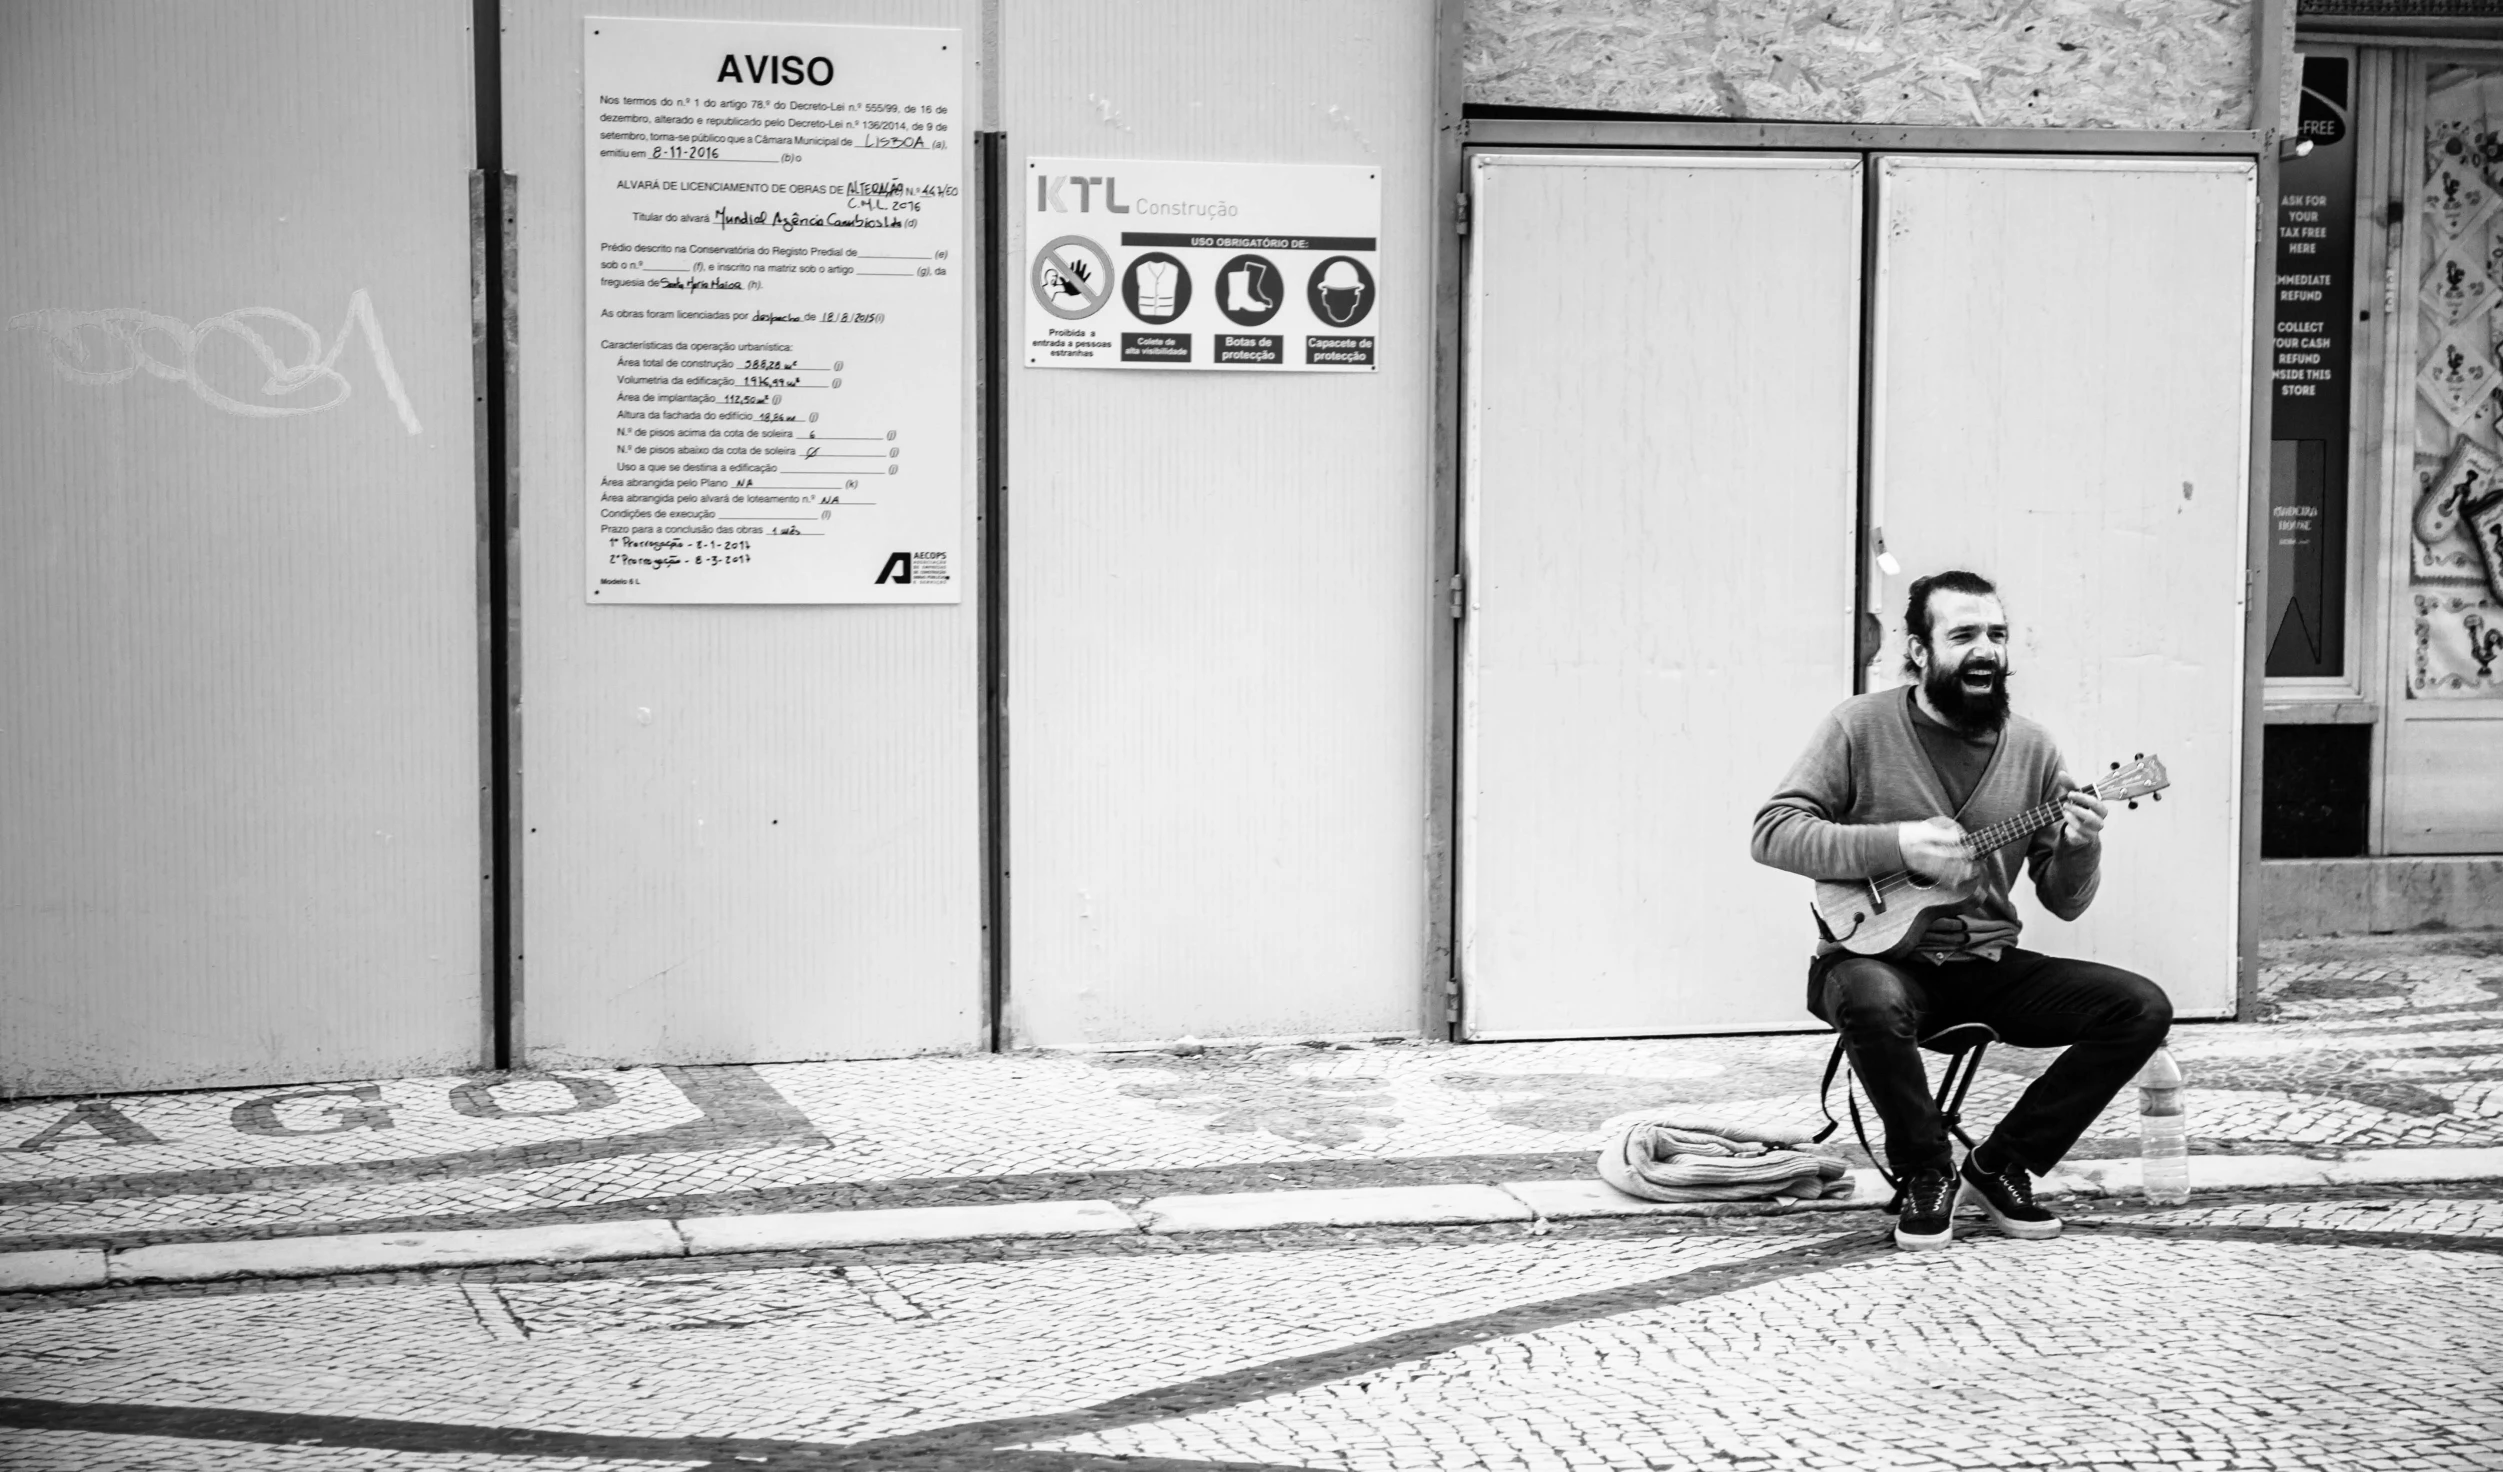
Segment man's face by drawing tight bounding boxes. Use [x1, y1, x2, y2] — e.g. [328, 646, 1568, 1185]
[1913, 590, 2011, 732]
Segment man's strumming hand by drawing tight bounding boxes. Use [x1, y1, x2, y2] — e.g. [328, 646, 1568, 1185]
[1897, 815, 1978, 885]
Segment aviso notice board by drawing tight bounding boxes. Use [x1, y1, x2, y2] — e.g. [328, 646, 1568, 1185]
[583, 17, 964, 604]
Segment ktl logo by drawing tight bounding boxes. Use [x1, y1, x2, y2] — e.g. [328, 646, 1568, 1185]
[1036, 174, 1130, 213]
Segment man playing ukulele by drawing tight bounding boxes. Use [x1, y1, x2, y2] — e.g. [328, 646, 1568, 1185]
[1751, 570, 2172, 1250]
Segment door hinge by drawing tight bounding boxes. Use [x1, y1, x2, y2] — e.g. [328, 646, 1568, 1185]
[1455, 191, 1470, 236]
[1444, 976, 1462, 1026]
[1448, 572, 1466, 619]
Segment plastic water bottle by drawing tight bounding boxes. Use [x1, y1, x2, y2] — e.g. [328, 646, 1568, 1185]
[2138, 1046, 2189, 1205]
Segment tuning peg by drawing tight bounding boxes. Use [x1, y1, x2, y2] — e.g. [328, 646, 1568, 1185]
[2134, 752, 2144, 760]
[2128, 800, 2139, 809]
[2152, 791, 2162, 802]
[2110, 761, 2120, 771]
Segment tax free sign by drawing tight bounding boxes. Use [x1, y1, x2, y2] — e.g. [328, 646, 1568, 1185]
[1023, 158, 1381, 373]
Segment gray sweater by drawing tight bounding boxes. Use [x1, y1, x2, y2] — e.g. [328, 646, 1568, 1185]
[1751, 686, 2101, 962]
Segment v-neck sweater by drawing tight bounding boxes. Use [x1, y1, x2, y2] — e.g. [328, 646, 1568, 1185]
[1751, 686, 2101, 963]
[1907, 696, 1997, 812]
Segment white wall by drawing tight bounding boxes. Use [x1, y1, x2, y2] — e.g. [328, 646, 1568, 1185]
[0, 2, 486, 1093]
[505, 0, 985, 1064]
[1001, 1, 1440, 1046]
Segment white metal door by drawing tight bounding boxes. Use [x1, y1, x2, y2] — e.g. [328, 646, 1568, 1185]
[1460, 153, 1864, 1040]
[1867, 156, 2256, 1017]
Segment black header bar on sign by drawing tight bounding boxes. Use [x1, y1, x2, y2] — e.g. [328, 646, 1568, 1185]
[1121, 233, 1378, 251]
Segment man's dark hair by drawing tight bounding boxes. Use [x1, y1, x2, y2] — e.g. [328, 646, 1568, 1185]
[1902, 570, 1999, 676]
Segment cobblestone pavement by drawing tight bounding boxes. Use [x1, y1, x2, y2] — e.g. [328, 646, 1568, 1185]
[2, 1188, 2498, 1469]
[4, 933, 2500, 1253]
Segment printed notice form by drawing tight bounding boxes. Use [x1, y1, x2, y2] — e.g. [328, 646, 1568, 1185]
[583, 17, 964, 604]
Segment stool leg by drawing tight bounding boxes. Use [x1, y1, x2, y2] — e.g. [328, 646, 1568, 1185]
[1936, 1043, 1988, 1153]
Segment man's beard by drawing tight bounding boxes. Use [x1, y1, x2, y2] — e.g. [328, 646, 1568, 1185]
[1924, 656, 2011, 733]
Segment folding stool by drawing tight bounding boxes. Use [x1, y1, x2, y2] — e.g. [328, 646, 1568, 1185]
[1816, 1020, 2001, 1213]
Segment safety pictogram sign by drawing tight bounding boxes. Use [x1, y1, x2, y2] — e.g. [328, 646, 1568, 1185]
[1023, 158, 1381, 374]
[1031, 235, 1113, 320]
[1306, 256, 1375, 328]
[1122, 252, 1192, 322]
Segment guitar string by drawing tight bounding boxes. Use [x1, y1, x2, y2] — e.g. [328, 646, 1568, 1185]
[1860, 770, 2145, 903]
[1868, 776, 2127, 899]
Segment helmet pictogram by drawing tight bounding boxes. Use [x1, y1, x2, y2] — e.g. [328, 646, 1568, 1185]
[1305, 256, 1375, 328]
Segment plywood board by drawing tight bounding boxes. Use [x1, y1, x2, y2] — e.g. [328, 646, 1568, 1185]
[1463, 0, 2260, 130]
[1001, 0, 1439, 1047]
[1460, 153, 1863, 1040]
[1870, 156, 2257, 1018]
[0, 3, 485, 1093]
[507, 1, 985, 1064]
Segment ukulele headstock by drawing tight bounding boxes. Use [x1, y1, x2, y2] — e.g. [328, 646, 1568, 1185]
[2096, 753, 2170, 805]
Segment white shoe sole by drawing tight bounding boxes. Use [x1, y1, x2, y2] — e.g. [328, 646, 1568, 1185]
[1893, 1217, 1954, 1250]
[1957, 1178, 2062, 1239]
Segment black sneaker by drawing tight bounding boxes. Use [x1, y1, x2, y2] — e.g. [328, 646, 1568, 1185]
[1892, 1167, 1957, 1250]
[1958, 1154, 2062, 1239]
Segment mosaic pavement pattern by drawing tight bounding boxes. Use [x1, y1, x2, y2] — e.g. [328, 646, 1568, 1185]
[3, 933, 2499, 1250]
[1, 1193, 2497, 1469]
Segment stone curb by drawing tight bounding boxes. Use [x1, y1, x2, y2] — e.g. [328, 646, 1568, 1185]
[0, 1248, 107, 1291]
[680, 1200, 1134, 1255]
[2041, 1146, 2503, 1198]
[1498, 1179, 1872, 1220]
[1135, 1184, 1532, 1234]
[109, 1220, 688, 1284]
[4, 1147, 2496, 1292]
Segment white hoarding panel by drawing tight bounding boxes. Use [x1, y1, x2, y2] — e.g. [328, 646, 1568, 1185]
[1, 3, 483, 1091]
[514, 1, 982, 1067]
[584, 17, 964, 604]
[1002, 1, 1434, 1047]
[1871, 156, 2255, 1018]
[1024, 158, 1381, 373]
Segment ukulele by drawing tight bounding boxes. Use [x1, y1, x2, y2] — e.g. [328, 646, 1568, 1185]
[1809, 754, 2171, 958]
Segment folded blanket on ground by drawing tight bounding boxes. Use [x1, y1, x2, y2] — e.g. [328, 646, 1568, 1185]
[1594, 1113, 1856, 1202]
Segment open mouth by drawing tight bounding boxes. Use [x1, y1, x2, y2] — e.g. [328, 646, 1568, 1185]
[1959, 665, 2002, 690]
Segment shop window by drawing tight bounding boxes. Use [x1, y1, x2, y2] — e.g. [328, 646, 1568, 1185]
[2269, 54, 2357, 678]
[2262, 724, 2373, 857]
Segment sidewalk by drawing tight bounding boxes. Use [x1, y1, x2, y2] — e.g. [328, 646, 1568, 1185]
[5, 931, 2499, 1288]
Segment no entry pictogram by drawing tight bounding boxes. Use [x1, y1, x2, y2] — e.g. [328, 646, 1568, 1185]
[1031, 235, 1113, 320]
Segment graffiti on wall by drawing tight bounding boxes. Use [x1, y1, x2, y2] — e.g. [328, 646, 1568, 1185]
[7, 288, 422, 435]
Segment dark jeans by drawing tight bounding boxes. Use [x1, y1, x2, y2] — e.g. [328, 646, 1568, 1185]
[1810, 947, 2172, 1179]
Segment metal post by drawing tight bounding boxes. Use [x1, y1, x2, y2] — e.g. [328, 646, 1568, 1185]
[978, 130, 1010, 1053]
[472, 0, 518, 1068]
